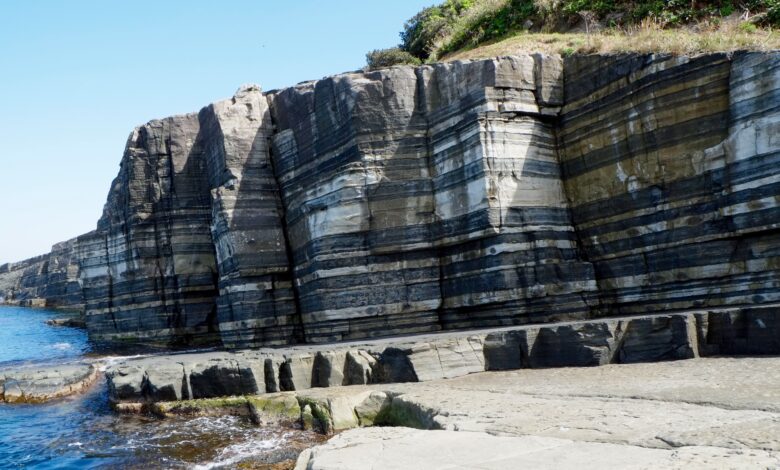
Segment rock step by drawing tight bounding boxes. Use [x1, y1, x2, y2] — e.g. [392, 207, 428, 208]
[0, 362, 98, 404]
[105, 304, 780, 404]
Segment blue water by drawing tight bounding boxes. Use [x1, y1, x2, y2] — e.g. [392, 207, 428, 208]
[0, 307, 91, 364]
[0, 306, 313, 469]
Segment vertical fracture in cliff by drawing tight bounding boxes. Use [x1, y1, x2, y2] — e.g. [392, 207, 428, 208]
[1, 52, 778, 349]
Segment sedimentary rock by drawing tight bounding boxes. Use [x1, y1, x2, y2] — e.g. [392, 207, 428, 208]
[1, 52, 779, 351]
[560, 53, 780, 315]
[104, 305, 780, 404]
[105, 357, 780, 468]
[0, 362, 98, 403]
[294, 426, 780, 470]
[81, 112, 222, 346]
[269, 56, 598, 344]
[289, 357, 780, 469]
[45, 316, 87, 328]
[0, 238, 83, 310]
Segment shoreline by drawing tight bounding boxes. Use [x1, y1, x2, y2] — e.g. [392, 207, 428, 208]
[104, 357, 780, 469]
[4, 303, 779, 406]
[2, 303, 780, 468]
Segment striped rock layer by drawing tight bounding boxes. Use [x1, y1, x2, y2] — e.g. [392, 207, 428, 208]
[1, 52, 779, 349]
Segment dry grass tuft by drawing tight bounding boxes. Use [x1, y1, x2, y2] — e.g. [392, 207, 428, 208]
[444, 19, 780, 60]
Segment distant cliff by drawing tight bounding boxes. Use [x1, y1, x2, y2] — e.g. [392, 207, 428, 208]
[2, 52, 779, 349]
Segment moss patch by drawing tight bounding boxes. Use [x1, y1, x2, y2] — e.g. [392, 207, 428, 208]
[247, 394, 301, 423]
[153, 396, 251, 417]
[297, 397, 334, 434]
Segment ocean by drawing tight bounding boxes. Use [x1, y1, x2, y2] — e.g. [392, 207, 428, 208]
[0, 306, 315, 469]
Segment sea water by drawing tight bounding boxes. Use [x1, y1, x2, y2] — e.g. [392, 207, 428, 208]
[0, 306, 315, 468]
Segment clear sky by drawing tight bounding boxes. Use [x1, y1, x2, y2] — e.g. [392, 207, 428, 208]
[0, 0, 432, 264]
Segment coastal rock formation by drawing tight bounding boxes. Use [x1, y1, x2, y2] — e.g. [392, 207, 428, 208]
[269, 57, 596, 344]
[560, 53, 780, 315]
[292, 356, 780, 469]
[120, 357, 780, 468]
[0, 238, 83, 310]
[0, 362, 98, 403]
[104, 305, 780, 404]
[1, 52, 779, 350]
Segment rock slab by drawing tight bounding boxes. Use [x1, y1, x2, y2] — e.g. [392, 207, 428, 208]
[0, 362, 98, 403]
[105, 304, 780, 404]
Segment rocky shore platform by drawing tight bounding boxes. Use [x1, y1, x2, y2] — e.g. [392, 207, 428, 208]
[293, 357, 780, 469]
[0, 361, 98, 403]
[104, 305, 779, 405]
[96, 305, 780, 467]
[1, 305, 778, 467]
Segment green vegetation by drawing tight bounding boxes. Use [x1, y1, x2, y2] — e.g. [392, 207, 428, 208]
[150, 394, 301, 424]
[366, 47, 422, 70]
[367, 0, 780, 67]
[297, 397, 334, 434]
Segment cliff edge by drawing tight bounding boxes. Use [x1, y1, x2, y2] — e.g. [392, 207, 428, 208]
[2, 52, 779, 350]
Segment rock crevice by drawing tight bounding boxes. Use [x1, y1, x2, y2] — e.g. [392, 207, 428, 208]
[2, 52, 779, 350]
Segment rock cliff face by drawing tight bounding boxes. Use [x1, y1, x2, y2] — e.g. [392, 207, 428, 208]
[561, 53, 780, 315]
[269, 57, 597, 344]
[0, 238, 83, 309]
[1, 52, 779, 349]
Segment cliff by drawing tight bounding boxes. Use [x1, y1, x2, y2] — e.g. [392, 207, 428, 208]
[2, 52, 779, 349]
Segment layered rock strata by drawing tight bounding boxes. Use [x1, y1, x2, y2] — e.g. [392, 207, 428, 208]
[105, 304, 780, 404]
[290, 357, 780, 469]
[1, 52, 779, 349]
[269, 57, 596, 343]
[110, 356, 780, 469]
[0, 362, 98, 403]
[0, 238, 83, 309]
[561, 53, 780, 315]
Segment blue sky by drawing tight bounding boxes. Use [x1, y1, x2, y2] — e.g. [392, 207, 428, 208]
[0, 0, 433, 264]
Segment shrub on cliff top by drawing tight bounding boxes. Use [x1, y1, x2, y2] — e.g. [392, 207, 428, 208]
[400, 0, 477, 59]
[365, 48, 422, 70]
[374, 0, 780, 64]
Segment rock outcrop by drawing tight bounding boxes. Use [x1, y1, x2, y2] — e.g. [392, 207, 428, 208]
[0, 238, 83, 310]
[2, 52, 779, 350]
[0, 362, 98, 403]
[104, 304, 780, 404]
[561, 53, 780, 315]
[290, 357, 780, 469]
[115, 357, 780, 468]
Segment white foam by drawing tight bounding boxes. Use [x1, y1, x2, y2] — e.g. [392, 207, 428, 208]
[191, 435, 286, 470]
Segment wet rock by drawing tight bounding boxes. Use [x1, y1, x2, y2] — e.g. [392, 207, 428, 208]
[188, 358, 260, 399]
[0, 363, 98, 403]
[106, 364, 146, 401]
[143, 361, 187, 402]
[45, 317, 86, 328]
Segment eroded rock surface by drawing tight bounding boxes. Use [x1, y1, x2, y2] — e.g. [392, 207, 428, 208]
[1, 52, 779, 350]
[295, 428, 780, 470]
[292, 357, 780, 469]
[0, 362, 98, 403]
[105, 305, 780, 404]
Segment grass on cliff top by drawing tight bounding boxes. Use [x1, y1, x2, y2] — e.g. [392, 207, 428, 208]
[367, 1, 780, 69]
[444, 20, 780, 60]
